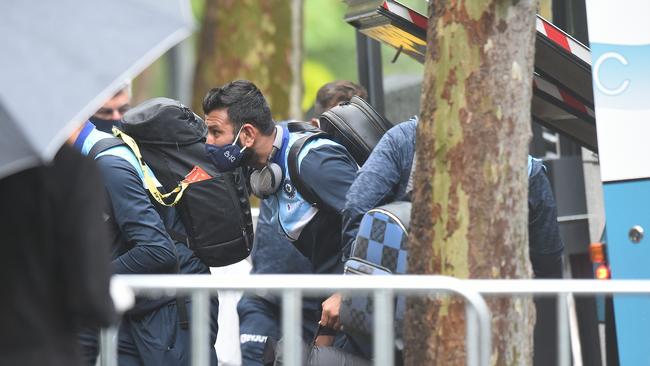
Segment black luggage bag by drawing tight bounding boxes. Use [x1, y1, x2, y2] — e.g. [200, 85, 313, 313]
[119, 97, 254, 267]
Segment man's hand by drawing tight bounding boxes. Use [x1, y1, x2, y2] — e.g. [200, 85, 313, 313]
[319, 293, 342, 330]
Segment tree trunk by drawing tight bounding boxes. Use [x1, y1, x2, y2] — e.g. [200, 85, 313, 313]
[191, 0, 302, 120]
[404, 1, 538, 365]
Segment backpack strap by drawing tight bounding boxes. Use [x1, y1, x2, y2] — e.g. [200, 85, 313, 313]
[88, 137, 126, 160]
[167, 228, 190, 330]
[287, 132, 329, 209]
[112, 127, 189, 207]
[286, 121, 320, 133]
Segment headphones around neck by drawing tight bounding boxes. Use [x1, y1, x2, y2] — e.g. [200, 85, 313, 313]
[250, 125, 284, 198]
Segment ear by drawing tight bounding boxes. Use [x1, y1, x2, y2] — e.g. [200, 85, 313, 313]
[239, 123, 258, 148]
[310, 118, 320, 128]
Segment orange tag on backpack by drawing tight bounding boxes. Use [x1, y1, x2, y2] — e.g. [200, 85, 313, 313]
[182, 166, 212, 184]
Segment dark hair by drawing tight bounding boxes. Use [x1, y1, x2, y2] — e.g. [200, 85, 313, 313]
[202, 80, 274, 135]
[314, 80, 368, 116]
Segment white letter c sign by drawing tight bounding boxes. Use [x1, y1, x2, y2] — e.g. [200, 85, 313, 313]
[594, 52, 630, 96]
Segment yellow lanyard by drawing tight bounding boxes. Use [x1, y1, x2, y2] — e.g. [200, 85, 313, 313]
[112, 127, 188, 207]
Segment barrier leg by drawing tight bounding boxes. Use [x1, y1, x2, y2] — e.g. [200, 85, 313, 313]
[282, 289, 302, 366]
[557, 292, 570, 366]
[466, 303, 479, 366]
[99, 326, 118, 366]
[192, 290, 210, 366]
[374, 289, 395, 366]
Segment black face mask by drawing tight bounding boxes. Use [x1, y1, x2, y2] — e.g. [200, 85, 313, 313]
[90, 117, 122, 134]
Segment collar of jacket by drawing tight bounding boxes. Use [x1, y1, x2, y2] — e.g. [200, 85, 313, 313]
[72, 121, 114, 156]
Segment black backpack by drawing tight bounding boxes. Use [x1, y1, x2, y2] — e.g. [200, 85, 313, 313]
[318, 96, 394, 165]
[287, 97, 394, 208]
[90, 97, 254, 267]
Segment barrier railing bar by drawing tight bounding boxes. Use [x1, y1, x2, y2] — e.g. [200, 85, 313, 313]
[282, 289, 302, 366]
[557, 293, 570, 366]
[114, 275, 492, 366]
[108, 275, 650, 366]
[99, 325, 118, 366]
[460, 279, 650, 295]
[191, 290, 210, 366]
[115, 275, 650, 295]
[374, 289, 395, 366]
[466, 304, 478, 366]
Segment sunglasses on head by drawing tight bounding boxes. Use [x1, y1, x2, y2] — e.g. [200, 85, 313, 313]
[96, 104, 131, 116]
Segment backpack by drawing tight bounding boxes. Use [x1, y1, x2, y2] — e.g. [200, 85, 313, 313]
[286, 97, 394, 208]
[90, 97, 254, 267]
[319, 96, 394, 166]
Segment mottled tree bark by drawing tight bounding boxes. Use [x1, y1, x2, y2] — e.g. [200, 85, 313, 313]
[404, 1, 538, 365]
[191, 0, 302, 119]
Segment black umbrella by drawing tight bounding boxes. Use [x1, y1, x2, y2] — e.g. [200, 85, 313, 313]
[0, 0, 194, 179]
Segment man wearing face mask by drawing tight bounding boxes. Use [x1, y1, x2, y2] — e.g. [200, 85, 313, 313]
[89, 84, 131, 133]
[203, 81, 357, 360]
[220, 81, 367, 365]
[70, 118, 220, 366]
[204, 80, 358, 277]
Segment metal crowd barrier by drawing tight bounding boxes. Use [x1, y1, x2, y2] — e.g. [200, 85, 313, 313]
[99, 275, 650, 366]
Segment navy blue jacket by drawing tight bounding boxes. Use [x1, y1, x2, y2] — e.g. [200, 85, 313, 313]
[263, 127, 358, 274]
[250, 122, 314, 275]
[341, 118, 564, 278]
[75, 125, 211, 314]
[251, 199, 312, 275]
[98, 156, 211, 314]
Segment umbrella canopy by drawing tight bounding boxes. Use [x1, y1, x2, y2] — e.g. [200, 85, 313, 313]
[0, 0, 194, 179]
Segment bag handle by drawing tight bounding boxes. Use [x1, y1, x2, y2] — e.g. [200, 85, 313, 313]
[112, 126, 189, 207]
[311, 324, 337, 347]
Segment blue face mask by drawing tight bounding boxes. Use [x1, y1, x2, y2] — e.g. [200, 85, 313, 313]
[89, 116, 122, 134]
[205, 126, 248, 172]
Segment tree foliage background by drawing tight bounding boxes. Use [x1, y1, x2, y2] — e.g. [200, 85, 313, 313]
[131, 0, 423, 115]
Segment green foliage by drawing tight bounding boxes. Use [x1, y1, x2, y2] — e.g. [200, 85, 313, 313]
[191, 0, 205, 23]
[136, 0, 425, 113]
[303, 0, 423, 113]
[303, 0, 357, 110]
[302, 59, 334, 110]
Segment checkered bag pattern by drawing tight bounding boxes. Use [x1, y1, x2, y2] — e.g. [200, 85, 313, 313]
[340, 292, 375, 337]
[350, 209, 408, 274]
[340, 203, 410, 338]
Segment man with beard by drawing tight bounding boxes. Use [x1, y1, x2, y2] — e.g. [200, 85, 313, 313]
[222, 80, 367, 365]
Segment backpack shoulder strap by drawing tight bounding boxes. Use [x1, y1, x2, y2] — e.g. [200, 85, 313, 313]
[286, 121, 321, 133]
[88, 138, 126, 160]
[287, 132, 329, 209]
